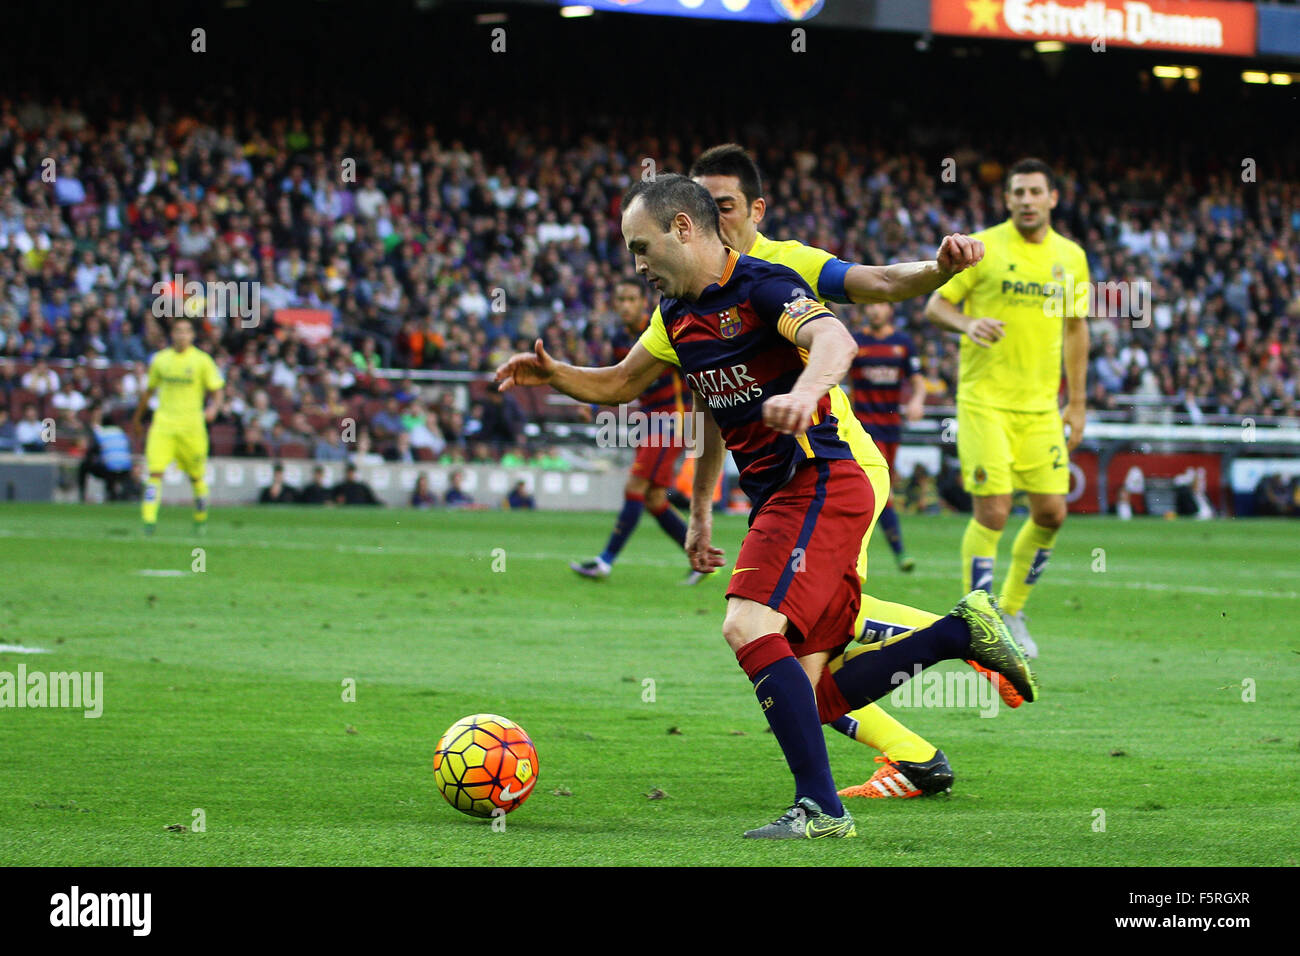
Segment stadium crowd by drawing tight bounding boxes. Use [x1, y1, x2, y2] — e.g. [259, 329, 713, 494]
[1, 97, 1298, 478]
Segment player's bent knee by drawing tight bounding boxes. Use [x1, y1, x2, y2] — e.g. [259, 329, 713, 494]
[1034, 505, 1067, 530]
[625, 475, 650, 496]
[973, 496, 1011, 530]
[722, 598, 786, 653]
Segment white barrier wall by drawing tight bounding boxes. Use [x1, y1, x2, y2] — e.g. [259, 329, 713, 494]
[158, 458, 632, 510]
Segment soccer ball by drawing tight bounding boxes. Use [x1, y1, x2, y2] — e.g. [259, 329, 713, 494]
[432, 714, 539, 818]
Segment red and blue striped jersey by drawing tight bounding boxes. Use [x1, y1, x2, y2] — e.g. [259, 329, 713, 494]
[849, 330, 921, 445]
[657, 250, 855, 512]
[613, 320, 684, 416]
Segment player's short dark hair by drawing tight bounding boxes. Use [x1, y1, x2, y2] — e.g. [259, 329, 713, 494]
[690, 143, 764, 207]
[613, 275, 643, 294]
[623, 174, 721, 239]
[1005, 158, 1057, 192]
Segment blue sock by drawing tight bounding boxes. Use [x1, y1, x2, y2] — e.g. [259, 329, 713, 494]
[832, 615, 970, 707]
[650, 502, 687, 549]
[830, 714, 858, 740]
[738, 634, 844, 817]
[878, 502, 904, 556]
[599, 494, 645, 565]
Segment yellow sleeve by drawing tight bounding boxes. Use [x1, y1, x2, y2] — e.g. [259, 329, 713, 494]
[776, 242, 835, 298]
[937, 261, 978, 305]
[204, 354, 225, 392]
[637, 305, 680, 366]
[146, 354, 162, 389]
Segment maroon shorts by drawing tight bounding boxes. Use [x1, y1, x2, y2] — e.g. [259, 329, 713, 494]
[876, 441, 899, 472]
[630, 439, 684, 488]
[726, 458, 875, 658]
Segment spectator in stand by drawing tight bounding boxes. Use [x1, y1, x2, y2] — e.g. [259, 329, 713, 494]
[77, 403, 133, 501]
[1255, 474, 1294, 517]
[506, 480, 535, 510]
[334, 462, 381, 505]
[22, 358, 59, 396]
[411, 473, 437, 509]
[370, 397, 405, 445]
[51, 379, 88, 414]
[15, 404, 47, 452]
[0, 408, 18, 452]
[233, 424, 272, 458]
[259, 463, 299, 504]
[445, 469, 473, 508]
[300, 465, 334, 505]
[477, 382, 525, 454]
[384, 431, 416, 463]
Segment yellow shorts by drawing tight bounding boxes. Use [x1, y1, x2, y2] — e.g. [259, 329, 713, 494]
[958, 402, 1069, 497]
[145, 421, 209, 479]
[855, 459, 891, 581]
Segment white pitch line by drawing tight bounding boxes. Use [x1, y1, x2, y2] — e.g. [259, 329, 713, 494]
[0, 644, 52, 654]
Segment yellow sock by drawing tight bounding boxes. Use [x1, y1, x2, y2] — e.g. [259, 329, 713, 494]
[845, 593, 943, 763]
[193, 478, 210, 523]
[857, 593, 941, 639]
[961, 518, 1003, 593]
[844, 703, 937, 763]
[142, 477, 162, 525]
[998, 520, 1058, 615]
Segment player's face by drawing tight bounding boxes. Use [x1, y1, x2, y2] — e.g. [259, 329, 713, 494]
[694, 174, 762, 253]
[171, 321, 194, 351]
[1005, 173, 1058, 234]
[613, 284, 645, 327]
[866, 303, 892, 331]
[622, 200, 688, 299]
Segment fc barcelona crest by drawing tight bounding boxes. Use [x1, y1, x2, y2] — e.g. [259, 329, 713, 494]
[719, 309, 741, 339]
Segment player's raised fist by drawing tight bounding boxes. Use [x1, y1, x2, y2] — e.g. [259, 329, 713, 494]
[494, 339, 556, 391]
[936, 234, 985, 276]
[762, 392, 816, 437]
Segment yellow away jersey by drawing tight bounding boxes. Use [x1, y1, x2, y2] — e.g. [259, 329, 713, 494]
[937, 219, 1090, 413]
[638, 233, 886, 471]
[147, 347, 224, 426]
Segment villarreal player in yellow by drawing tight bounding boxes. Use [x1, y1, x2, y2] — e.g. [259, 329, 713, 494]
[131, 317, 225, 534]
[925, 158, 1090, 659]
[685, 144, 1007, 800]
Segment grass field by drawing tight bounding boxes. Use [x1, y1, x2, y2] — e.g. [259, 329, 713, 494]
[1, 502, 1297, 867]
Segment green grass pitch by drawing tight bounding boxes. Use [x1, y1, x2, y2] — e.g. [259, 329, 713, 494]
[1, 502, 1297, 866]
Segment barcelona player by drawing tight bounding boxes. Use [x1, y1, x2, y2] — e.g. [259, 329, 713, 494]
[925, 158, 1090, 658]
[130, 317, 224, 535]
[849, 302, 927, 573]
[570, 277, 700, 584]
[687, 144, 1021, 801]
[496, 175, 1037, 837]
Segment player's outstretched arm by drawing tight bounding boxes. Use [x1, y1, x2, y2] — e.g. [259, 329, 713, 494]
[494, 339, 669, 407]
[685, 393, 727, 574]
[842, 234, 985, 304]
[763, 316, 857, 436]
[923, 291, 1005, 348]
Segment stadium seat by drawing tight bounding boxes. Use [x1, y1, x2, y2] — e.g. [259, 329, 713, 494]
[210, 424, 238, 457]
